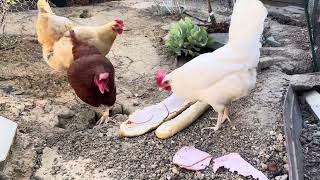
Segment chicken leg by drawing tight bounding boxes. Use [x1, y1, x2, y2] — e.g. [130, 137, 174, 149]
[96, 106, 111, 125]
[202, 107, 232, 132]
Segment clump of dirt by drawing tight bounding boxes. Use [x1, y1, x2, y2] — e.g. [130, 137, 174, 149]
[206, 22, 229, 33]
[300, 103, 320, 180]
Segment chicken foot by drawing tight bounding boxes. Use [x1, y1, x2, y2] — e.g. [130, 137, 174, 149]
[96, 106, 111, 125]
[202, 107, 233, 132]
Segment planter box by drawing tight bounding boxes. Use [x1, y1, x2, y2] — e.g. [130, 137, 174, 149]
[283, 85, 303, 180]
[283, 73, 320, 180]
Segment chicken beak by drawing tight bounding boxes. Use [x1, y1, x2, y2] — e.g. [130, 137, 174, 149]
[98, 83, 105, 94]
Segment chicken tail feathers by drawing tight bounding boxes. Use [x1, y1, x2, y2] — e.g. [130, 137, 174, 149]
[37, 0, 53, 14]
[228, 0, 268, 46]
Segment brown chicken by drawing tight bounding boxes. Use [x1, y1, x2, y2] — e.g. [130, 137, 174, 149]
[67, 30, 116, 125]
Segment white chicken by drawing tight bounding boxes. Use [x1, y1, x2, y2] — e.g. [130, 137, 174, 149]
[156, 0, 268, 131]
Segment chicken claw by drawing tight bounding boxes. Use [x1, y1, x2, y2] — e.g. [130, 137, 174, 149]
[223, 107, 236, 130]
[201, 107, 234, 132]
[96, 107, 111, 125]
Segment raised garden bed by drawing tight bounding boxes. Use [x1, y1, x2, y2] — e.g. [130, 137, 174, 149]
[283, 73, 320, 180]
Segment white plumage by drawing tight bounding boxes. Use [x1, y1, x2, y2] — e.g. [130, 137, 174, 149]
[161, 0, 268, 131]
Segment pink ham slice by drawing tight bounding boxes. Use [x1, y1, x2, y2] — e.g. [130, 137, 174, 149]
[128, 103, 168, 124]
[212, 153, 268, 180]
[173, 146, 212, 171]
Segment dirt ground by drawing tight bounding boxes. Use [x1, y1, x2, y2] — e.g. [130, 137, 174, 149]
[0, 0, 313, 179]
[300, 102, 320, 180]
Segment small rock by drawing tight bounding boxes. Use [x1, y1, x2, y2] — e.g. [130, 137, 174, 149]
[267, 162, 278, 172]
[13, 90, 24, 95]
[261, 163, 268, 170]
[313, 131, 320, 137]
[275, 174, 288, 180]
[172, 167, 179, 174]
[58, 109, 75, 119]
[79, 10, 91, 18]
[0, 85, 14, 94]
[277, 134, 283, 141]
[266, 36, 281, 47]
[111, 104, 123, 115]
[133, 100, 140, 106]
[141, 164, 145, 169]
[270, 131, 277, 136]
[284, 163, 289, 171]
[98, 133, 104, 138]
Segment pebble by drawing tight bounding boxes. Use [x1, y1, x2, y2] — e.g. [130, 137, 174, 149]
[141, 164, 145, 169]
[267, 162, 278, 172]
[58, 109, 75, 119]
[275, 174, 288, 180]
[133, 100, 140, 106]
[277, 134, 283, 142]
[261, 163, 268, 170]
[284, 163, 289, 171]
[270, 131, 277, 136]
[171, 167, 179, 174]
[266, 36, 282, 47]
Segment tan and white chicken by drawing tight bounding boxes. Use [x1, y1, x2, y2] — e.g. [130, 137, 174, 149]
[46, 19, 124, 71]
[36, 0, 76, 65]
[156, 0, 268, 131]
[36, 0, 124, 71]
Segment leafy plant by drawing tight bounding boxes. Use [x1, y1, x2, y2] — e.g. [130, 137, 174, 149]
[165, 17, 214, 57]
[6, 0, 18, 6]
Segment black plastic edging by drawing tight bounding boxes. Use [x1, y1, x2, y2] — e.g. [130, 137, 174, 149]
[283, 85, 304, 180]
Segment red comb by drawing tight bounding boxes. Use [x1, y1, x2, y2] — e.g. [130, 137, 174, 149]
[155, 70, 166, 87]
[115, 19, 124, 26]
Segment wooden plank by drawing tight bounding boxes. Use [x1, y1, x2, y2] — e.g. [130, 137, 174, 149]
[304, 90, 320, 121]
[0, 116, 17, 171]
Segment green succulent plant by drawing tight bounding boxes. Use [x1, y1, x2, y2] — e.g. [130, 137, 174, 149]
[165, 17, 214, 57]
[5, 0, 18, 6]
